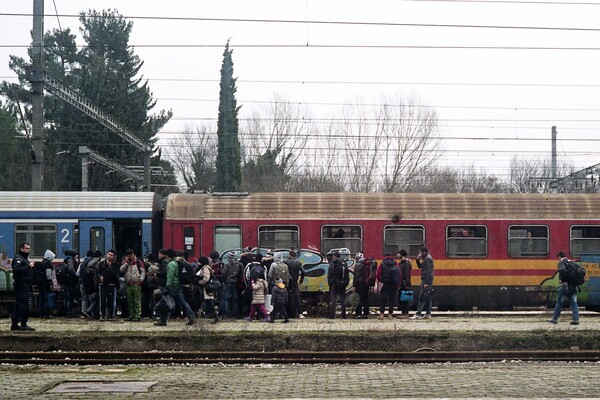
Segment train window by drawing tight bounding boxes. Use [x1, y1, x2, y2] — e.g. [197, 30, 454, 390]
[446, 225, 487, 258]
[321, 225, 362, 255]
[89, 227, 105, 253]
[383, 226, 424, 258]
[258, 225, 299, 251]
[15, 224, 57, 259]
[508, 225, 549, 258]
[571, 225, 600, 257]
[214, 225, 242, 255]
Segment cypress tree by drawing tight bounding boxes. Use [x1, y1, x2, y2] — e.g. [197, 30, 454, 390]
[215, 41, 242, 192]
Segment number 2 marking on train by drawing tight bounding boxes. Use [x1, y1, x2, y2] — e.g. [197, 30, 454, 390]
[61, 229, 70, 243]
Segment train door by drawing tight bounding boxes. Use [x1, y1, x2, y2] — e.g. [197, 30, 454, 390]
[79, 220, 113, 256]
[170, 223, 201, 260]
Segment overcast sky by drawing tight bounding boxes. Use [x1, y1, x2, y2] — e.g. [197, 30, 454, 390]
[2, 0, 600, 178]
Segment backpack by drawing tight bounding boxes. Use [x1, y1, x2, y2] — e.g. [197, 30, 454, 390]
[380, 261, 395, 284]
[178, 259, 196, 285]
[366, 259, 377, 287]
[82, 266, 97, 293]
[250, 263, 265, 281]
[333, 260, 349, 287]
[270, 261, 290, 285]
[32, 262, 49, 287]
[565, 260, 586, 286]
[56, 262, 75, 285]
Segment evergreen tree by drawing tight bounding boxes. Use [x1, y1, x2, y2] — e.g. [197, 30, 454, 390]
[0, 9, 174, 191]
[214, 41, 242, 192]
[0, 103, 30, 190]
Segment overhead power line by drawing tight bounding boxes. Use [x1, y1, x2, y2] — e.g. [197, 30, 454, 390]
[4, 43, 600, 51]
[3, 12, 600, 32]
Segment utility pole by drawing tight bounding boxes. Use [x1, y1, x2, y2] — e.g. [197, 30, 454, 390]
[550, 126, 557, 193]
[28, 0, 45, 191]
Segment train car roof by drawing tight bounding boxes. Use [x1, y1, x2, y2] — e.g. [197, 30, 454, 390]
[165, 192, 600, 220]
[0, 191, 162, 218]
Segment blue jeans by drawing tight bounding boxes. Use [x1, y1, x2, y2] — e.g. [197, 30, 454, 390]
[170, 287, 195, 321]
[221, 282, 239, 317]
[416, 283, 433, 316]
[552, 284, 579, 322]
[62, 283, 76, 316]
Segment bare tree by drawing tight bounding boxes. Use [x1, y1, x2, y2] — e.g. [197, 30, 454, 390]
[337, 102, 386, 192]
[167, 126, 216, 193]
[379, 95, 442, 192]
[508, 156, 574, 193]
[241, 94, 312, 191]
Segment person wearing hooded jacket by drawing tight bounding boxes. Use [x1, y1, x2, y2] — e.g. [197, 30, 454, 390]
[82, 250, 102, 319]
[327, 251, 349, 319]
[376, 253, 400, 319]
[33, 250, 55, 319]
[220, 251, 242, 318]
[268, 252, 291, 288]
[196, 256, 218, 324]
[352, 252, 371, 319]
[11, 242, 35, 331]
[61, 249, 79, 318]
[270, 278, 289, 323]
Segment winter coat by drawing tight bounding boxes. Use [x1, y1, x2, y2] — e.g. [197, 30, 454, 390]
[221, 260, 242, 284]
[377, 256, 399, 285]
[120, 257, 146, 286]
[196, 265, 215, 300]
[399, 258, 412, 290]
[11, 251, 32, 284]
[98, 259, 120, 286]
[165, 259, 180, 289]
[146, 262, 160, 290]
[416, 254, 434, 286]
[271, 283, 288, 305]
[251, 278, 268, 304]
[285, 258, 306, 285]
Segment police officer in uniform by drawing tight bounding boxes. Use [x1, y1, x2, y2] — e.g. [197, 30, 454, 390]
[11, 242, 35, 331]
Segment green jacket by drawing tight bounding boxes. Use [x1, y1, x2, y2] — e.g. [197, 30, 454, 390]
[166, 259, 180, 289]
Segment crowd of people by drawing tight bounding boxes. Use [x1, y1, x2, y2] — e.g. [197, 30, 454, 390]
[7, 241, 444, 330]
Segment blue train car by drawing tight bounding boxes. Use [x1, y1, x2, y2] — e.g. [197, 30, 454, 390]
[0, 192, 162, 316]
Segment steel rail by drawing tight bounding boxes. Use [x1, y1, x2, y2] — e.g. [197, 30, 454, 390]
[0, 351, 599, 365]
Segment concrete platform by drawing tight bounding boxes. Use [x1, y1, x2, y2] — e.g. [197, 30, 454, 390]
[2, 312, 599, 352]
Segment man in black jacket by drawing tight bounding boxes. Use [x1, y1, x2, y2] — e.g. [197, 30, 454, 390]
[411, 246, 434, 320]
[327, 251, 349, 319]
[285, 250, 306, 319]
[11, 242, 35, 331]
[98, 249, 119, 320]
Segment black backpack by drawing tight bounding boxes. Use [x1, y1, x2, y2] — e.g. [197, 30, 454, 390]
[178, 259, 196, 285]
[249, 263, 264, 281]
[32, 262, 48, 286]
[56, 263, 74, 285]
[565, 260, 586, 286]
[82, 266, 97, 293]
[380, 262, 395, 284]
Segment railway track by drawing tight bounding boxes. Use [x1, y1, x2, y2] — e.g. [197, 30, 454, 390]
[1, 350, 599, 365]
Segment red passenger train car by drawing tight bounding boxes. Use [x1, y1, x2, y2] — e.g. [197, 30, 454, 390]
[163, 192, 600, 310]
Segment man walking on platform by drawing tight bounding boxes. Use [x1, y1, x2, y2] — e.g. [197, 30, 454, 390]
[411, 246, 434, 320]
[549, 251, 580, 325]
